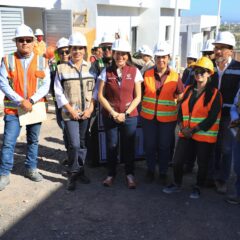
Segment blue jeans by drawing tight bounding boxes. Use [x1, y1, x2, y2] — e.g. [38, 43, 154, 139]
[233, 138, 240, 196]
[0, 114, 41, 175]
[64, 119, 89, 173]
[103, 116, 138, 177]
[141, 118, 176, 174]
[214, 116, 234, 182]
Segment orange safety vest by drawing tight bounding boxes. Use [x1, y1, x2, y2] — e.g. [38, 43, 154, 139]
[3, 52, 46, 115]
[179, 87, 221, 143]
[140, 68, 179, 122]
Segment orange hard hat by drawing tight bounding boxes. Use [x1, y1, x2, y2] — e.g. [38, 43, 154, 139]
[45, 46, 56, 59]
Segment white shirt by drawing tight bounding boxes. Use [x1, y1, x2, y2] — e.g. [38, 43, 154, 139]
[216, 57, 232, 89]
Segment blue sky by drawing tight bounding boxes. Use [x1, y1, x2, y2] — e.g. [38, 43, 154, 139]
[181, 0, 239, 22]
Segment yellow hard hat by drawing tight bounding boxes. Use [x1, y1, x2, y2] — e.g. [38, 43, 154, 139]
[194, 57, 214, 75]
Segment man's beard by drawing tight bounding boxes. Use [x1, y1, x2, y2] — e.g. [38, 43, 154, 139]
[215, 56, 228, 63]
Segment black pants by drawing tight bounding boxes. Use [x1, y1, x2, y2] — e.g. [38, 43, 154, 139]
[173, 137, 215, 186]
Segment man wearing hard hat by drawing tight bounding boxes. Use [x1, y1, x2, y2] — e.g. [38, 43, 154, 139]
[201, 39, 215, 60]
[181, 52, 198, 86]
[0, 24, 50, 191]
[34, 28, 47, 56]
[210, 31, 240, 194]
[90, 33, 114, 77]
[132, 45, 155, 76]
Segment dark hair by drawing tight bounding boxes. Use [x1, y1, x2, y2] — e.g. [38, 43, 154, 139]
[181, 76, 215, 107]
[111, 51, 134, 68]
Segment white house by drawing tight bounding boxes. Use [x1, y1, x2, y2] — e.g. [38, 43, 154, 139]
[0, 0, 192, 107]
[180, 15, 218, 67]
[0, 0, 190, 61]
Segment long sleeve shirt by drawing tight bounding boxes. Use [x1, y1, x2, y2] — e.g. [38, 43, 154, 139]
[0, 52, 50, 106]
[178, 88, 222, 131]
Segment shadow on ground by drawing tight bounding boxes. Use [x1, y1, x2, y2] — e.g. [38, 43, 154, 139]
[1, 160, 240, 240]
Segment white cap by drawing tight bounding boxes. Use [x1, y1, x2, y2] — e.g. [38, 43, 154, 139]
[68, 32, 87, 47]
[187, 52, 198, 59]
[201, 39, 215, 52]
[56, 37, 69, 49]
[100, 33, 114, 45]
[153, 41, 171, 56]
[138, 45, 153, 57]
[34, 28, 44, 36]
[112, 38, 131, 52]
[13, 24, 35, 41]
[213, 31, 236, 48]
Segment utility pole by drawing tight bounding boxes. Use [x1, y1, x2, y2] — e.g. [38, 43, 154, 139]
[216, 0, 222, 35]
[171, 0, 178, 70]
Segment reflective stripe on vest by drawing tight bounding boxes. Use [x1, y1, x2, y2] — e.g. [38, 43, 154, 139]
[179, 88, 221, 143]
[36, 55, 45, 89]
[140, 68, 178, 122]
[4, 53, 45, 115]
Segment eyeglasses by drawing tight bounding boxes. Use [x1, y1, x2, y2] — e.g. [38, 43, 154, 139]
[17, 38, 33, 43]
[72, 46, 85, 51]
[194, 68, 208, 76]
[58, 50, 70, 55]
[102, 46, 112, 51]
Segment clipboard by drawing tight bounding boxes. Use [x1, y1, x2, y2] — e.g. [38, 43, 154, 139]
[18, 102, 47, 126]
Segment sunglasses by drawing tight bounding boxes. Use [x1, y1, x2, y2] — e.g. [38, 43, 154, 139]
[194, 68, 208, 76]
[17, 38, 33, 43]
[102, 46, 112, 51]
[58, 50, 70, 55]
[72, 46, 85, 51]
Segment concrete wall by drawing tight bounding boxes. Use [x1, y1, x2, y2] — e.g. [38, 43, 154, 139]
[24, 8, 45, 36]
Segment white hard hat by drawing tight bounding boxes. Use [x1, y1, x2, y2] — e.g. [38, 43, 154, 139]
[92, 40, 100, 49]
[153, 41, 171, 56]
[112, 38, 131, 52]
[187, 52, 198, 59]
[213, 31, 236, 48]
[34, 28, 44, 36]
[56, 37, 69, 49]
[100, 33, 114, 45]
[68, 32, 87, 47]
[13, 24, 35, 41]
[138, 45, 153, 57]
[201, 39, 215, 52]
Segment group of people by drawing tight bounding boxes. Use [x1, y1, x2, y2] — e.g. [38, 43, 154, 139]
[0, 24, 240, 205]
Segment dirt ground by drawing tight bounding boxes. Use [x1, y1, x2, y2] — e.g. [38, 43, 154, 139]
[0, 111, 240, 240]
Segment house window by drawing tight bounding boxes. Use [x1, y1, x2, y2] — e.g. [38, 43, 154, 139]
[165, 25, 171, 41]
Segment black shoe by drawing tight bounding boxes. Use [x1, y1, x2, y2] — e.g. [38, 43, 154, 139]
[159, 173, 168, 186]
[190, 186, 201, 199]
[144, 171, 155, 184]
[66, 173, 78, 191]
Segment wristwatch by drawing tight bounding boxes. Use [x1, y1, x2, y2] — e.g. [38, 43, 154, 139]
[125, 112, 130, 118]
[29, 98, 34, 105]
